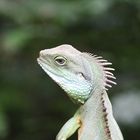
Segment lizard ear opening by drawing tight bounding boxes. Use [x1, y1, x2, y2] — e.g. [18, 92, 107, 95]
[77, 72, 86, 80]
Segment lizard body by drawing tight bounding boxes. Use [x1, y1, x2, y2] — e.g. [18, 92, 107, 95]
[37, 44, 123, 140]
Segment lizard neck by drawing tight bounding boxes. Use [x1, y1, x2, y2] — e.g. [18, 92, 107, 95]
[78, 90, 123, 140]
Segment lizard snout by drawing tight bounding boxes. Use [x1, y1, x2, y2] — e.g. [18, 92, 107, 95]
[39, 50, 46, 57]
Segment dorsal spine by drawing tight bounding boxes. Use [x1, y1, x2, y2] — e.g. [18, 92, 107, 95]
[101, 93, 112, 140]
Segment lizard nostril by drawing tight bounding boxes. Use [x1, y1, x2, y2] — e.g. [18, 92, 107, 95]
[39, 50, 45, 57]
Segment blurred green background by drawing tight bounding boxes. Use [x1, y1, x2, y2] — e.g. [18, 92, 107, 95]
[0, 0, 140, 140]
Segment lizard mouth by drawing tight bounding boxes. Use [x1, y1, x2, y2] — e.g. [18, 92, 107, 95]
[37, 57, 54, 74]
[37, 57, 69, 91]
[37, 57, 49, 66]
[37, 57, 64, 78]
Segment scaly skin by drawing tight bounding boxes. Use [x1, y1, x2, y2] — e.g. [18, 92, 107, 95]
[37, 44, 124, 140]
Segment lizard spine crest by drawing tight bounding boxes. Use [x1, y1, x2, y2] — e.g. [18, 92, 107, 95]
[83, 52, 116, 90]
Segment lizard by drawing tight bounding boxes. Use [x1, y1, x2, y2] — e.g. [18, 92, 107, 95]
[37, 44, 124, 140]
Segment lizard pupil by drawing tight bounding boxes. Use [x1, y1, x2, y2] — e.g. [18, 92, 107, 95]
[54, 56, 67, 65]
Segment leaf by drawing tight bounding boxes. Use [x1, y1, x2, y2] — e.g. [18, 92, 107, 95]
[2, 28, 31, 54]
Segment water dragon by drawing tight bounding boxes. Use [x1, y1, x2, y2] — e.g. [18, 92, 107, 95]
[37, 44, 124, 140]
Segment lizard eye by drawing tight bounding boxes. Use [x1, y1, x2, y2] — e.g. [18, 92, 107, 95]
[54, 56, 67, 66]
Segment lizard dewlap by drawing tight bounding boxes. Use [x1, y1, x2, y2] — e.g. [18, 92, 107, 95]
[37, 44, 123, 140]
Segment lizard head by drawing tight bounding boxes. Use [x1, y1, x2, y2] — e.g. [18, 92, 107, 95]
[37, 44, 93, 104]
[37, 44, 116, 104]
